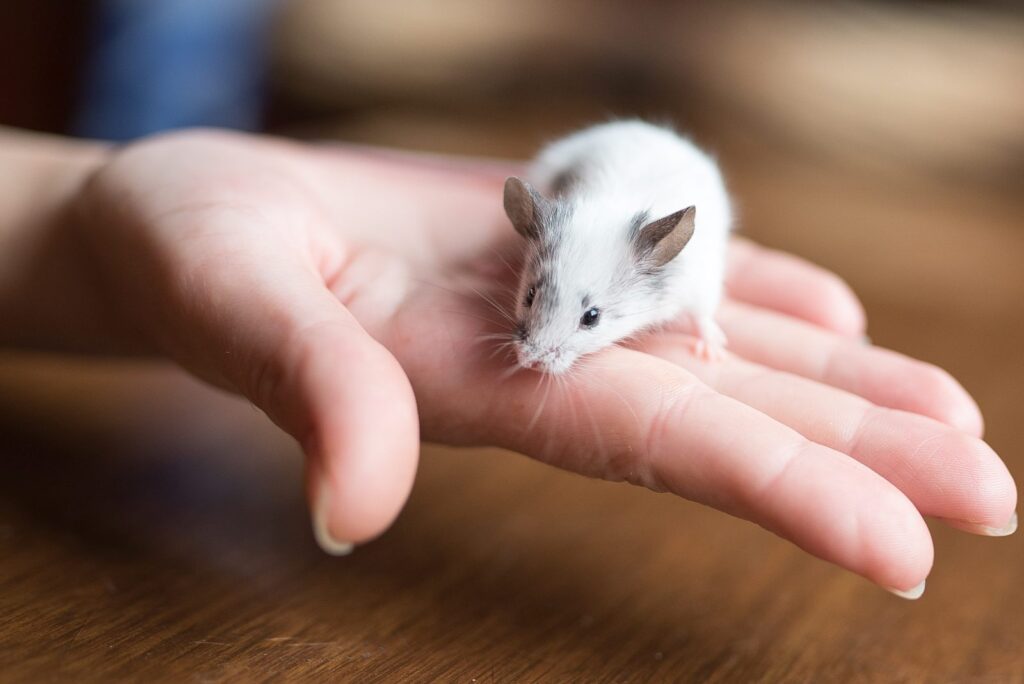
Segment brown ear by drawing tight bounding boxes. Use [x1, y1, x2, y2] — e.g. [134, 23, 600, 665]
[503, 177, 547, 240]
[634, 206, 696, 267]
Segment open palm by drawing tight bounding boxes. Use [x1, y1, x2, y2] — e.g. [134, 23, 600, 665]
[73, 130, 1015, 597]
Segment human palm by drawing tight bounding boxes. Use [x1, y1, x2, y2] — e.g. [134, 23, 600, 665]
[72, 130, 1015, 597]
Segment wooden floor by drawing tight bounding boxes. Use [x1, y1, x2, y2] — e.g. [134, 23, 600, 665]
[1, 118, 1022, 682]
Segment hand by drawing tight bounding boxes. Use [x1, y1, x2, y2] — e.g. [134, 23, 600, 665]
[64, 130, 1014, 596]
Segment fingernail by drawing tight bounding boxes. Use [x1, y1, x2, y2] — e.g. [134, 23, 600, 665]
[312, 480, 353, 556]
[886, 579, 926, 600]
[963, 511, 1018, 537]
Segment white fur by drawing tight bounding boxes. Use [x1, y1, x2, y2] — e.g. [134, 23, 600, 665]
[514, 120, 732, 374]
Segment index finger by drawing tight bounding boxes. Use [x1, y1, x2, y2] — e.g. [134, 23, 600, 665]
[727, 238, 867, 337]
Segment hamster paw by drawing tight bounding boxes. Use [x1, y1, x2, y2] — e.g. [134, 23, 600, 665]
[693, 339, 728, 363]
[692, 317, 728, 363]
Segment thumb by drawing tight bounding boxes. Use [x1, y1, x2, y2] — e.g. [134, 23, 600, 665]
[262, 306, 420, 554]
[168, 255, 420, 554]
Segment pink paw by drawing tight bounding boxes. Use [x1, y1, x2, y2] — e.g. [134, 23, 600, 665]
[693, 339, 728, 363]
[691, 316, 728, 363]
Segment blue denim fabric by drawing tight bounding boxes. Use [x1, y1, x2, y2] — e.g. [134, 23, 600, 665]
[75, 0, 278, 140]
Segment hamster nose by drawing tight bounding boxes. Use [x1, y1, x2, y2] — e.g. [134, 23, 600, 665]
[514, 347, 539, 370]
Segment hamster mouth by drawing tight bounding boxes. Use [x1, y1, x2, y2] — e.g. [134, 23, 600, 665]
[514, 343, 574, 375]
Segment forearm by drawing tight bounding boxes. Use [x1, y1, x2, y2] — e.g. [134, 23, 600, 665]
[0, 127, 121, 353]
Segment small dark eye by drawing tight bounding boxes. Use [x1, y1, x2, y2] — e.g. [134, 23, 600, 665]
[581, 307, 601, 328]
[524, 286, 536, 307]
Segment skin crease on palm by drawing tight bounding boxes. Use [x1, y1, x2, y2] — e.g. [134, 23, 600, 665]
[18, 129, 1014, 599]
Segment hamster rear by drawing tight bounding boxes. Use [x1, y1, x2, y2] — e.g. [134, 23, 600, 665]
[503, 120, 732, 375]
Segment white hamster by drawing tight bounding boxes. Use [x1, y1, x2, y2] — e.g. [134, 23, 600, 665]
[502, 120, 732, 375]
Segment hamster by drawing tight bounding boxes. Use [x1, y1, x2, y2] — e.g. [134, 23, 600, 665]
[502, 120, 732, 375]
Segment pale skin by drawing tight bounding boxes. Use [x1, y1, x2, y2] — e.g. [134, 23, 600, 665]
[0, 127, 1015, 598]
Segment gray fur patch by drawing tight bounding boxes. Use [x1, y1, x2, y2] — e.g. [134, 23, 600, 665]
[535, 198, 574, 260]
[627, 210, 652, 244]
[550, 169, 580, 198]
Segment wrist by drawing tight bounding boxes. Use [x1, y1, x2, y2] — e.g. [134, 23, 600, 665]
[0, 128, 112, 352]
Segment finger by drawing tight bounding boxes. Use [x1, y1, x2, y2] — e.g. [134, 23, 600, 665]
[168, 247, 420, 552]
[532, 352, 931, 593]
[718, 300, 985, 436]
[727, 238, 866, 336]
[406, 322, 933, 593]
[636, 333, 1017, 534]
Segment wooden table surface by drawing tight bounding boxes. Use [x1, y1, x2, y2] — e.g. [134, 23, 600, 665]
[1, 123, 1022, 682]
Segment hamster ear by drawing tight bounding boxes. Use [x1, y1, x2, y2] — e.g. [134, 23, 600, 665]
[504, 177, 547, 240]
[634, 206, 696, 267]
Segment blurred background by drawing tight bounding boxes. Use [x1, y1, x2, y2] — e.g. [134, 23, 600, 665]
[2, 1, 1024, 680]
[3, 0, 1023, 326]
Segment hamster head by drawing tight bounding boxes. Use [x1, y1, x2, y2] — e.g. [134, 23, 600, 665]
[503, 177, 696, 375]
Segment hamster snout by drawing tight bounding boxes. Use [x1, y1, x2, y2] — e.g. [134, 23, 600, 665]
[514, 324, 576, 375]
[515, 342, 573, 375]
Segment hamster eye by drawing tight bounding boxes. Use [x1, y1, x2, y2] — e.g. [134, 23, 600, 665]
[524, 286, 536, 307]
[580, 307, 601, 328]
